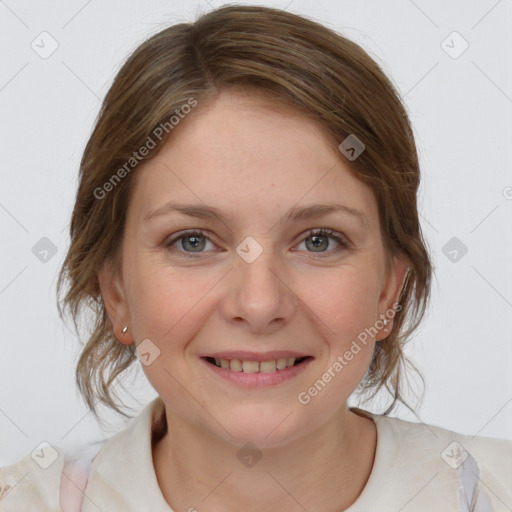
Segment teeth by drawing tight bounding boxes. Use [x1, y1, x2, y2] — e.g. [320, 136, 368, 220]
[242, 360, 259, 373]
[213, 356, 304, 373]
[260, 360, 277, 373]
[276, 358, 287, 370]
[229, 359, 242, 372]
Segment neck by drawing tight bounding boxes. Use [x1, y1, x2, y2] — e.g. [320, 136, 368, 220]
[152, 405, 377, 512]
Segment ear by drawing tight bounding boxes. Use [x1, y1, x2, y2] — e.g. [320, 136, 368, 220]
[375, 256, 410, 341]
[98, 260, 133, 345]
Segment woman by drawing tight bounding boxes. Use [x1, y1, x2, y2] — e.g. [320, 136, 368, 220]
[1, 5, 510, 511]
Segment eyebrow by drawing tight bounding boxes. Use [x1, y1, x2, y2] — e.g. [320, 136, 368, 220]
[144, 201, 368, 228]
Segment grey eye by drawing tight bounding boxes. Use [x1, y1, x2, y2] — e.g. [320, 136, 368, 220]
[305, 234, 330, 252]
[181, 234, 206, 252]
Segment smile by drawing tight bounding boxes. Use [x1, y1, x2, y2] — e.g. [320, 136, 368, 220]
[205, 356, 309, 373]
[201, 352, 313, 388]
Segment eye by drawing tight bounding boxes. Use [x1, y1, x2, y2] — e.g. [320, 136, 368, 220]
[164, 227, 350, 259]
[164, 230, 217, 257]
[294, 228, 349, 256]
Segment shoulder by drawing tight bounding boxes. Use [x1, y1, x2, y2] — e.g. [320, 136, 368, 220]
[379, 413, 512, 467]
[0, 399, 163, 511]
[0, 441, 104, 512]
[0, 444, 65, 511]
[371, 412, 512, 509]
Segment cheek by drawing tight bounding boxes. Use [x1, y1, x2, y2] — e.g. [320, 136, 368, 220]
[302, 264, 382, 341]
[125, 258, 218, 346]
[297, 265, 381, 392]
[124, 261, 221, 400]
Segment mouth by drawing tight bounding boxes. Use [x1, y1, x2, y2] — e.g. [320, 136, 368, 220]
[203, 355, 312, 374]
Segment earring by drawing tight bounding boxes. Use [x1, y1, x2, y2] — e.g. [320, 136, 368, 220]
[122, 326, 128, 334]
[383, 318, 389, 332]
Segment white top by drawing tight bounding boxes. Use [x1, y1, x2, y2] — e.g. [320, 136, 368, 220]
[1, 397, 511, 511]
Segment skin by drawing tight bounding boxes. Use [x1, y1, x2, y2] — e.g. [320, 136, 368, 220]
[99, 90, 409, 511]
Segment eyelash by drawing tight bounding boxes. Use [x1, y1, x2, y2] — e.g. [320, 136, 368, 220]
[164, 228, 350, 259]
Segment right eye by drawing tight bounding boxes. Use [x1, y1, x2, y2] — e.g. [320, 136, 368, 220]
[164, 230, 218, 257]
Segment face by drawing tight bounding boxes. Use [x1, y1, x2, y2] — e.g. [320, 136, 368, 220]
[100, 90, 408, 447]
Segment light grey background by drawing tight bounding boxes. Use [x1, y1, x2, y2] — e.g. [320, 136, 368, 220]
[1, 0, 511, 465]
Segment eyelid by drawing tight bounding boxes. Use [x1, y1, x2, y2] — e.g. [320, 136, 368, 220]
[295, 228, 350, 247]
[164, 227, 350, 257]
[164, 228, 212, 244]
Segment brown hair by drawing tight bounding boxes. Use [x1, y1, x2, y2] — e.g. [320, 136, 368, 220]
[58, 4, 432, 421]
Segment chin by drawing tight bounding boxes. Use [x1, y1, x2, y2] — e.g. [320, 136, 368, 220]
[210, 405, 309, 449]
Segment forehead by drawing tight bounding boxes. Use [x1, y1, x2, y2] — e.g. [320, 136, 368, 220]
[129, 90, 378, 228]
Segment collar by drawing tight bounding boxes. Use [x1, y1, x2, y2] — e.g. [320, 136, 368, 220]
[83, 397, 171, 511]
[82, 398, 463, 511]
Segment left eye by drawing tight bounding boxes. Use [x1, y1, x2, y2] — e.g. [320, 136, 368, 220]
[294, 228, 348, 254]
[164, 228, 348, 257]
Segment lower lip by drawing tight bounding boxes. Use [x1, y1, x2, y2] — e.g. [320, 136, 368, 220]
[201, 358, 313, 388]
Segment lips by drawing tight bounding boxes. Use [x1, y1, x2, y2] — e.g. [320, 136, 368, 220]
[205, 356, 309, 373]
[202, 351, 312, 375]
[201, 352, 313, 388]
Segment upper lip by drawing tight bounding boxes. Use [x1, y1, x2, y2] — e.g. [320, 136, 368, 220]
[203, 351, 311, 362]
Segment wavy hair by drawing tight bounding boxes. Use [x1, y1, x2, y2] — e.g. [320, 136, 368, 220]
[58, 5, 432, 421]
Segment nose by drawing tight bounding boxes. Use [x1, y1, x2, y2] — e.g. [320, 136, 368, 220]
[220, 247, 298, 335]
